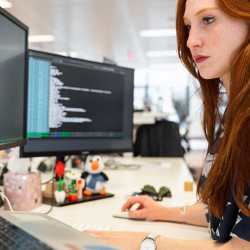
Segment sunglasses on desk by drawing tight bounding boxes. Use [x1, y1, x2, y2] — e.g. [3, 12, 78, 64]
[134, 185, 172, 201]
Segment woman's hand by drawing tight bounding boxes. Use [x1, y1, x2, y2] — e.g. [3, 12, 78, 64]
[122, 195, 207, 226]
[121, 195, 167, 221]
[84, 230, 148, 250]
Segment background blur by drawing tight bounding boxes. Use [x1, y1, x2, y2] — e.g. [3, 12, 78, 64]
[1, 0, 208, 173]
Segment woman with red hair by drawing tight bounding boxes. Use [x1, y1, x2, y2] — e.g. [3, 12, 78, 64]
[86, 0, 249, 248]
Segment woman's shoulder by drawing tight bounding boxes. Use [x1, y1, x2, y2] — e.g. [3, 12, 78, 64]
[206, 191, 250, 242]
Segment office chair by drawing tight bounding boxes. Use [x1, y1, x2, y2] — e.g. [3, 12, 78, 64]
[134, 120, 184, 157]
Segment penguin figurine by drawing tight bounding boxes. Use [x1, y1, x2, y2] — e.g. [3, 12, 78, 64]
[81, 155, 108, 196]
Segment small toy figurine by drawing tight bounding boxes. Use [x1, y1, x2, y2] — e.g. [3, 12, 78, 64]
[77, 179, 83, 200]
[65, 171, 81, 202]
[55, 161, 65, 180]
[54, 179, 66, 204]
[81, 155, 108, 196]
[54, 160, 66, 204]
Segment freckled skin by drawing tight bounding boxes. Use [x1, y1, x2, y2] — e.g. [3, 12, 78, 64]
[184, 0, 248, 89]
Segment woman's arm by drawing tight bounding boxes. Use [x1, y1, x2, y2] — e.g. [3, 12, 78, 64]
[122, 195, 207, 227]
[165, 204, 207, 227]
[85, 231, 250, 250]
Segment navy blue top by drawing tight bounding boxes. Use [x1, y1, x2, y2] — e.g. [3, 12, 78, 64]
[201, 128, 250, 242]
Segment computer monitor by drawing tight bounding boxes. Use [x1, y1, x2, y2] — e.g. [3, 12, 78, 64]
[21, 50, 134, 161]
[0, 7, 28, 151]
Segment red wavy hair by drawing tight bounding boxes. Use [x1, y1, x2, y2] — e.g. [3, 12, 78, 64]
[176, 0, 250, 218]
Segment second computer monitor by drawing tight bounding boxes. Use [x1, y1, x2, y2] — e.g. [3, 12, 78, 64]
[21, 50, 134, 158]
[0, 7, 28, 150]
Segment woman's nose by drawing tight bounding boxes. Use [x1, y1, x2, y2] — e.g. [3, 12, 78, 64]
[187, 27, 203, 49]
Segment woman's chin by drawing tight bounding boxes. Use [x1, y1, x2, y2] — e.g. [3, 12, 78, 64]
[199, 71, 218, 80]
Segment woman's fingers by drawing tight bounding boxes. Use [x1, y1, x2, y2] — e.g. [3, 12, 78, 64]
[122, 195, 150, 211]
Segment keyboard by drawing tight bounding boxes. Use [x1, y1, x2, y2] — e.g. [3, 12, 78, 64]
[72, 221, 112, 232]
[0, 216, 53, 250]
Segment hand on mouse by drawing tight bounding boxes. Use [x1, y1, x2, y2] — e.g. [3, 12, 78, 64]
[121, 195, 167, 221]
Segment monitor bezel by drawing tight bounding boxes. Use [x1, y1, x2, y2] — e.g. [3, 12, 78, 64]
[0, 7, 28, 151]
[21, 49, 134, 157]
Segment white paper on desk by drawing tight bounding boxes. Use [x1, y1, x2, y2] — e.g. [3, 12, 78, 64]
[117, 159, 171, 168]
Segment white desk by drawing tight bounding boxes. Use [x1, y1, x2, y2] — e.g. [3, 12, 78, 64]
[34, 157, 210, 240]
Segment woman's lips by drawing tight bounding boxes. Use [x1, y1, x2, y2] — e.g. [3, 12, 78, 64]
[194, 55, 209, 64]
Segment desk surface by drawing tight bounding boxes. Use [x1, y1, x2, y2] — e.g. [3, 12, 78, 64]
[34, 157, 209, 240]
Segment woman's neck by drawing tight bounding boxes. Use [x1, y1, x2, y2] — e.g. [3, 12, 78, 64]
[221, 73, 231, 96]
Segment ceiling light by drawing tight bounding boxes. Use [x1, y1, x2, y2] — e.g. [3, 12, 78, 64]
[146, 50, 177, 57]
[0, 0, 12, 8]
[57, 52, 68, 56]
[140, 29, 176, 37]
[57, 51, 78, 58]
[69, 51, 78, 58]
[28, 35, 55, 43]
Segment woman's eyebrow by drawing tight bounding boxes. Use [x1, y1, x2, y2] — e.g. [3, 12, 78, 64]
[183, 7, 218, 22]
[196, 7, 217, 16]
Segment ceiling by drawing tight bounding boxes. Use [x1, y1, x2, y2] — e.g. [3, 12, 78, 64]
[5, 0, 179, 69]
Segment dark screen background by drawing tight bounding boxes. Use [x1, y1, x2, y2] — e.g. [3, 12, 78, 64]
[51, 63, 124, 133]
[0, 13, 26, 144]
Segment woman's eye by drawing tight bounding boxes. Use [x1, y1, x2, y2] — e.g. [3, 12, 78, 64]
[185, 24, 191, 32]
[203, 17, 214, 25]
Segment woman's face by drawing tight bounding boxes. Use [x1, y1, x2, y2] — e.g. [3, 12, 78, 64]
[183, 0, 248, 84]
